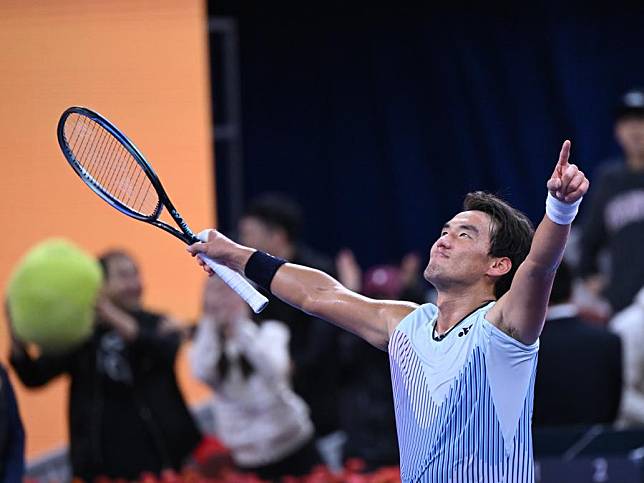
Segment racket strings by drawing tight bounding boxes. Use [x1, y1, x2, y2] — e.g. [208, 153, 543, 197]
[64, 114, 160, 217]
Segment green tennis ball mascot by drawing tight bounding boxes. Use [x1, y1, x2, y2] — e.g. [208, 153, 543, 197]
[6, 239, 102, 354]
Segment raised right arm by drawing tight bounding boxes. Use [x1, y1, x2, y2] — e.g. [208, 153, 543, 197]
[187, 232, 418, 350]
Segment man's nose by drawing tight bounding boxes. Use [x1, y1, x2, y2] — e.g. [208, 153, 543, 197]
[437, 236, 451, 249]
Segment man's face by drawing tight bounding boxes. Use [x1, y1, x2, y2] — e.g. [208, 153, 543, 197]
[238, 216, 278, 253]
[103, 255, 143, 311]
[615, 116, 644, 161]
[424, 211, 496, 289]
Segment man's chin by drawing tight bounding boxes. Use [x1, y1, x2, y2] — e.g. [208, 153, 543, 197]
[424, 269, 440, 286]
[424, 269, 452, 290]
[424, 262, 442, 281]
[423, 270, 432, 283]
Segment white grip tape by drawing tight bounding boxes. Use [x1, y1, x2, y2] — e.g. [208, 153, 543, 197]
[197, 254, 268, 313]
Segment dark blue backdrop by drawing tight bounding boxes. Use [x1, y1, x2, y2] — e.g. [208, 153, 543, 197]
[210, 3, 644, 268]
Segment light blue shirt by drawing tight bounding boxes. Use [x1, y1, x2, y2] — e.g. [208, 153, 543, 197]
[388, 302, 539, 482]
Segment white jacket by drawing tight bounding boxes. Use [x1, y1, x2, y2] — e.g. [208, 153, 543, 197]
[610, 287, 644, 426]
[189, 316, 314, 467]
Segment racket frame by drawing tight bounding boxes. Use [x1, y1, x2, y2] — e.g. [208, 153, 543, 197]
[57, 106, 199, 245]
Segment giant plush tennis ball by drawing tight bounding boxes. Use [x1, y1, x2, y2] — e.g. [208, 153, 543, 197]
[6, 239, 102, 354]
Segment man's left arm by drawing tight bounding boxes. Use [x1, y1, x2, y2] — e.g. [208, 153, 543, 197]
[489, 140, 590, 344]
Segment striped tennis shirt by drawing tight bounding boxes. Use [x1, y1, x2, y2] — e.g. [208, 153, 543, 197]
[388, 301, 539, 482]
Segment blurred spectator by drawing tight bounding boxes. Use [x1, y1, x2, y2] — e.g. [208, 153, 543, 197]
[578, 87, 644, 314]
[609, 286, 644, 427]
[533, 261, 622, 427]
[337, 249, 429, 303]
[8, 250, 201, 481]
[0, 362, 24, 482]
[334, 251, 426, 469]
[189, 275, 318, 480]
[238, 193, 344, 465]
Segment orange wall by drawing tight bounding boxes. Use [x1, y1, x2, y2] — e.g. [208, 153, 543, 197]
[0, 1, 214, 459]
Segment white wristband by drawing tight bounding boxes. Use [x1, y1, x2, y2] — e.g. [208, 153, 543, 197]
[545, 192, 582, 225]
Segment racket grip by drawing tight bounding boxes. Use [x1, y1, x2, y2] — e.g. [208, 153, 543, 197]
[196, 254, 269, 313]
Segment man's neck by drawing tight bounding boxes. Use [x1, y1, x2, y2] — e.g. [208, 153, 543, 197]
[434, 289, 496, 335]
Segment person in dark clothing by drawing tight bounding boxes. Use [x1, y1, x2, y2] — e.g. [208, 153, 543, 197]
[0, 363, 25, 483]
[238, 193, 343, 464]
[8, 250, 201, 481]
[578, 87, 644, 314]
[334, 252, 428, 469]
[533, 261, 622, 427]
[339, 266, 405, 469]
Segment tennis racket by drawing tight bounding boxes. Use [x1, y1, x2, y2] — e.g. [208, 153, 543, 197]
[57, 106, 268, 313]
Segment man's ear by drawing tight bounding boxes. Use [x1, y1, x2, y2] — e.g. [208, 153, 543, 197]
[487, 256, 512, 278]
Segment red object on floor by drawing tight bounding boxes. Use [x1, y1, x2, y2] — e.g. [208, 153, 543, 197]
[192, 435, 230, 466]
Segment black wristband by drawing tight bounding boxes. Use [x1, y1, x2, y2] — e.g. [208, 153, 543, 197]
[244, 250, 287, 292]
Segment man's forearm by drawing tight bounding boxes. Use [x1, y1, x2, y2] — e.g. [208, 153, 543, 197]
[270, 263, 343, 315]
[224, 244, 256, 273]
[526, 216, 570, 272]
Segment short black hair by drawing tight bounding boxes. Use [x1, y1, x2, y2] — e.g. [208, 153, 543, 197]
[243, 193, 303, 242]
[98, 250, 133, 279]
[549, 260, 573, 306]
[463, 191, 535, 298]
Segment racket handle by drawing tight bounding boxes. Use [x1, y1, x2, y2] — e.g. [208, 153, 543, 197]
[196, 254, 269, 313]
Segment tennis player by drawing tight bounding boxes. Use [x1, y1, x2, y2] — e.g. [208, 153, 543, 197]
[188, 140, 588, 482]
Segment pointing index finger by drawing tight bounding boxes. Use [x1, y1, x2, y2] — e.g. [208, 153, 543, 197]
[558, 140, 571, 168]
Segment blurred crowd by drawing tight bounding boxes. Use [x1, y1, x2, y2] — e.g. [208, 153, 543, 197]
[2, 87, 644, 482]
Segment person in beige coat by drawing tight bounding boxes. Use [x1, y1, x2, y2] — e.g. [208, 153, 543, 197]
[610, 287, 644, 427]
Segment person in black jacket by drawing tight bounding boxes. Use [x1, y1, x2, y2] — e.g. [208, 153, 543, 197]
[0, 363, 25, 483]
[533, 260, 622, 427]
[238, 193, 344, 466]
[334, 259, 426, 470]
[8, 250, 201, 481]
[578, 87, 644, 314]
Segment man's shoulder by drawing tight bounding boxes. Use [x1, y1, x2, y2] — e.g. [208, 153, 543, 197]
[394, 303, 436, 333]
